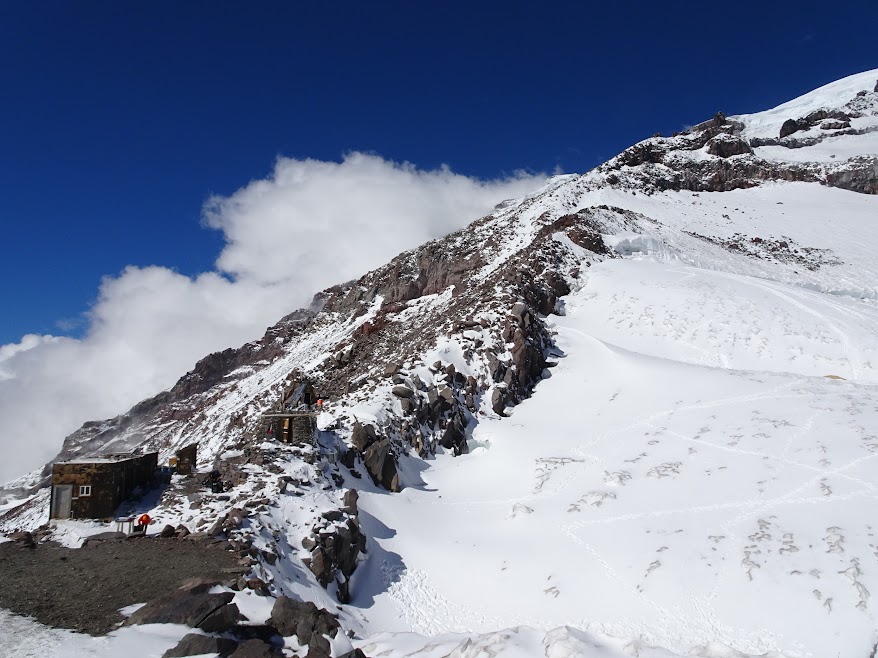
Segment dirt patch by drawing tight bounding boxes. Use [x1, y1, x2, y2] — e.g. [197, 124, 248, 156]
[0, 537, 243, 635]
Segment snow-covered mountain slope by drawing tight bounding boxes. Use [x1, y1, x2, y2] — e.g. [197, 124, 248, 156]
[740, 69, 878, 141]
[354, 280, 878, 657]
[2, 69, 878, 658]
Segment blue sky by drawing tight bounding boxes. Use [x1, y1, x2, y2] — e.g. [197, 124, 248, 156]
[1, 0, 876, 345]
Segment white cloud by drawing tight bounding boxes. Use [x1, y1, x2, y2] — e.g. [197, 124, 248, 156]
[0, 153, 546, 484]
[0, 334, 57, 381]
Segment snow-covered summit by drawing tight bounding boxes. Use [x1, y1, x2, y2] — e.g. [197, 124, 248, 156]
[737, 67, 878, 139]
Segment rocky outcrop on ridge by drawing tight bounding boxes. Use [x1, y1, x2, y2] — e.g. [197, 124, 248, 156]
[598, 84, 878, 195]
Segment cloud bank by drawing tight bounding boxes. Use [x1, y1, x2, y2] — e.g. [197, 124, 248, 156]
[0, 153, 545, 485]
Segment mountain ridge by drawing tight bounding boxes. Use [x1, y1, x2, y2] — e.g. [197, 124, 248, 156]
[2, 68, 878, 658]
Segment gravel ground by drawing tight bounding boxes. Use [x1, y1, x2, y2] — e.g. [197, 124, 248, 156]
[0, 536, 243, 635]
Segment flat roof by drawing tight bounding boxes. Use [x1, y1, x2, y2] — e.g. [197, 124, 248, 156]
[56, 452, 157, 466]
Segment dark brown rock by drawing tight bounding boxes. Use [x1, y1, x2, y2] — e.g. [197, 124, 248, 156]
[779, 118, 799, 138]
[383, 362, 401, 377]
[491, 387, 507, 416]
[391, 385, 414, 398]
[308, 547, 330, 586]
[225, 508, 246, 529]
[350, 421, 377, 452]
[338, 650, 369, 658]
[199, 602, 243, 632]
[228, 639, 283, 658]
[308, 632, 332, 658]
[162, 633, 239, 658]
[706, 134, 752, 158]
[126, 589, 234, 627]
[322, 509, 343, 522]
[246, 578, 269, 594]
[269, 596, 340, 643]
[362, 439, 400, 492]
[342, 489, 359, 515]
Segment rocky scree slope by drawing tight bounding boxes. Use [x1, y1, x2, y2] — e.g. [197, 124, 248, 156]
[591, 77, 878, 195]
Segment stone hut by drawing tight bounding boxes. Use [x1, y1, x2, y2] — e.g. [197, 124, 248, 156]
[49, 452, 158, 520]
[175, 443, 198, 475]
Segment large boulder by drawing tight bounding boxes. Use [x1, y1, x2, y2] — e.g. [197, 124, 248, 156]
[269, 596, 340, 644]
[491, 387, 507, 416]
[706, 134, 752, 158]
[391, 385, 414, 398]
[350, 421, 378, 452]
[342, 489, 359, 516]
[439, 412, 468, 456]
[199, 602, 243, 632]
[779, 118, 799, 138]
[308, 547, 331, 586]
[125, 586, 234, 627]
[362, 439, 400, 492]
[228, 639, 284, 658]
[162, 634, 239, 658]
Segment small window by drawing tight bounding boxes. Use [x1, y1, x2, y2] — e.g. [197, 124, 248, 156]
[78, 485, 91, 497]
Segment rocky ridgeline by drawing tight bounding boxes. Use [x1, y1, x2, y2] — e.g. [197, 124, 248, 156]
[25, 79, 876, 492]
[594, 81, 878, 195]
[302, 206, 615, 494]
[17, 204, 607, 495]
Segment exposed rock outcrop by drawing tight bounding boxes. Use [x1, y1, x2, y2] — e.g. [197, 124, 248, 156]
[270, 596, 340, 645]
[125, 586, 238, 628]
[362, 439, 400, 492]
[706, 133, 753, 158]
[163, 634, 240, 658]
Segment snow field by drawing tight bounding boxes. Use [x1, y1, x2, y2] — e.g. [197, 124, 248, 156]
[356, 271, 878, 657]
